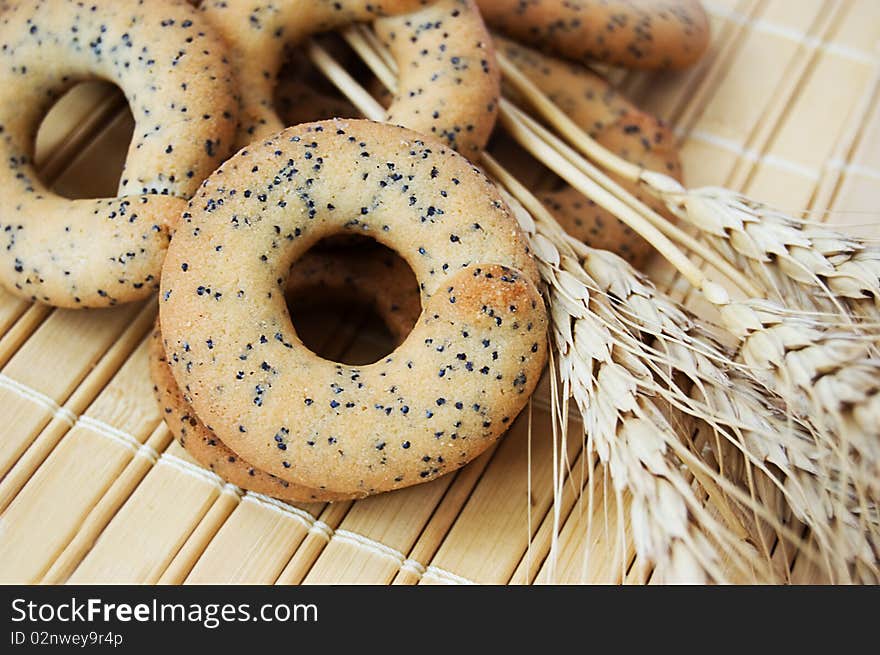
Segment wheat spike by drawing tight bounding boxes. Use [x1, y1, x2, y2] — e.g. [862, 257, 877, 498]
[545, 251, 730, 583]
[695, 369, 879, 583]
[501, 54, 880, 575]
[717, 300, 880, 578]
[719, 301, 880, 434]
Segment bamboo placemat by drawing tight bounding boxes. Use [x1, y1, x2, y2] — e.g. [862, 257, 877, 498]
[0, 0, 877, 585]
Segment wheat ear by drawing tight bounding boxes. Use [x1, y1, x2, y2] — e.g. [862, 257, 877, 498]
[573, 244, 880, 582]
[498, 47, 880, 556]
[663, 185, 880, 317]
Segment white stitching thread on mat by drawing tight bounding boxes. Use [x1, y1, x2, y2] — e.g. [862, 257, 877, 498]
[158, 460, 449, 578]
[243, 492, 315, 531]
[77, 415, 160, 464]
[222, 483, 243, 498]
[230, 494, 478, 583]
[680, 128, 761, 163]
[160, 452, 226, 488]
[704, 0, 880, 66]
[0, 374, 158, 461]
[2, 373, 478, 584]
[78, 416, 141, 450]
[0, 373, 77, 425]
[826, 158, 880, 182]
[400, 558, 426, 577]
[679, 128, 825, 180]
[682, 129, 880, 184]
[309, 520, 334, 542]
[333, 529, 406, 565]
[237, 494, 471, 582]
[821, 42, 880, 67]
[761, 154, 822, 181]
[241, 493, 339, 544]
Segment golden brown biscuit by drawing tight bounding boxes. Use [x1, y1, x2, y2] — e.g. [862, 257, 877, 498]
[374, 0, 500, 158]
[495, 34, 632, 136]
[159, 119, 547, 496]
[273, 45, 361, 125]
[542, 111, 684, 268]
[150, 323, 355, 503]
[275, 80, 359, 126]
[201, 0, 500, 157]
[497, 38, 683, 268]
[0, 0, 238, 307]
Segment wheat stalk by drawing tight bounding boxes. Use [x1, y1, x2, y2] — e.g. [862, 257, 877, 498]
[535, 213, 879, 581]
[498, 45, 880, 577]
[489, 165, 836, 584]
[675, 290, 880, 580]
[721, 305, 879, 483]
[515, 188, 880, 584]
[695, 367, 879, 583]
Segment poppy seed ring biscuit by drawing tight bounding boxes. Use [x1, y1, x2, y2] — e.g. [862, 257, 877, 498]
[478, 0, 710, 70]
[201, 0, 500, 157]
[159, 119, 548, 496]
[0, 0, 238, 307]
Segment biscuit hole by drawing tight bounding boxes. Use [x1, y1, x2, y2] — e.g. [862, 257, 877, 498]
[286, 236, 420, 366]
[35, 81, 133, 200]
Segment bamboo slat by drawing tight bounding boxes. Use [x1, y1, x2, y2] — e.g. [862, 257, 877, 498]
[41, 422, 173, 584]
[532, 466, 635, 584]
[66, 441, 223, 584]
[51, 111, 132, 201]
[160, 488, 244, 584]
[183, 495, 312, 585]
[829, 87, 880, 217]
[0, 304, 155, 513]
[745, 5, 880, 207]
[0, 292, 32, 343]
[389, 445, 498, 584]
[302, 478, 451, 585]
[0, 330, 158, 583]
[680, 1, 831, 189]
[0, 305, 143, 477]
[274, 501, 353, 585]
[416, 407, 582, 584]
